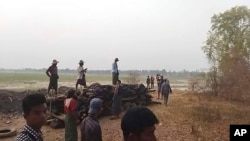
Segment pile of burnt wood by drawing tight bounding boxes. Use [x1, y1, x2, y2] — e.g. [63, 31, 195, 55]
[46, 83, 157, 128]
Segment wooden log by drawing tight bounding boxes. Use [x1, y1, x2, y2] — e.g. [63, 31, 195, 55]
[46, 94, 66, 102]
[122, 95, 137, 101]
[51, 113, 65, 121]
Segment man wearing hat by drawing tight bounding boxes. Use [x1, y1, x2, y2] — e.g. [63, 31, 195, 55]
[81, 98, 103, 141]
[46, 59, 59, 95]
[112, 58, 119, 85]
[76, 60, 87, 89]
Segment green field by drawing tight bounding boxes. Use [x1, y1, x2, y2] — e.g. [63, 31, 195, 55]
[0, 72, 188, 83]
[0, 72, 189, 91]
[0, 72, 144, 83]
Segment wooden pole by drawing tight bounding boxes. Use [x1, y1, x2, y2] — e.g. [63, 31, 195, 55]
[49, 89, 53, 117]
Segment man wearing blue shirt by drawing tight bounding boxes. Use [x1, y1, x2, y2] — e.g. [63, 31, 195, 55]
[112, 58, 119, 85]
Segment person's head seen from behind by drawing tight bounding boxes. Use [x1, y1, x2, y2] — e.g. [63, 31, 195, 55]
[121, 107, 159, 141]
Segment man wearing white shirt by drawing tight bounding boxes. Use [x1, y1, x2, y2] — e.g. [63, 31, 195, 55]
[112, 58, 119, 85]
[76, 60, 87, 89]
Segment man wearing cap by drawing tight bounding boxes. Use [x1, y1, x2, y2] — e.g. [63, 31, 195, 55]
[46, 59, 59, 95]
[112, 58, 119, 85]
[76, 60, 87, 89]
[81, 98, 103, 141]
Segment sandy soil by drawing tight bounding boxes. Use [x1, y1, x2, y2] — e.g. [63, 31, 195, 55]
[0, 91, 196, 141]
[2, 89, 248, 141]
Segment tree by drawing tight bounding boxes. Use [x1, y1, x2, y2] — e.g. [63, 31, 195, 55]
[202, 6, 250, 101]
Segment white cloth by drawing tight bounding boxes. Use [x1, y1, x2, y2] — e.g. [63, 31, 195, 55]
[65, 98, 72, 108]
[77, 66, 84, 79]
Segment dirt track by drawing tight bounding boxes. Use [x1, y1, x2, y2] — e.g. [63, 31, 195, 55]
[0, 90, 196, 141]
[1, 90, 249, 141]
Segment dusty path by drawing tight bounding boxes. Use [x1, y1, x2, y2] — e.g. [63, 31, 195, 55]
[0, 90, 195, 141]
[2, 90, 249, 141]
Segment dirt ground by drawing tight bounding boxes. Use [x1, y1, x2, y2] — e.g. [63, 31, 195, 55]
[1, 90, 250, 141]
[0, 90, 194, 141]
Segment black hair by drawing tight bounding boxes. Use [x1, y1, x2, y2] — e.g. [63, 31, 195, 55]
[117, 80, 121, 83]
[67, 89, 76, 98]
[22, 93, 46, 114]
[121, 107, 159, 140]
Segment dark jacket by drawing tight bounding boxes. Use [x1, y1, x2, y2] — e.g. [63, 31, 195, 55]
[160, 82, 172, 95]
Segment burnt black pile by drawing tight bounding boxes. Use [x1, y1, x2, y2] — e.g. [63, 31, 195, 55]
[0, 89, 47, 114]
[0, 90, 24, 114]
[48, 83, 155, 120]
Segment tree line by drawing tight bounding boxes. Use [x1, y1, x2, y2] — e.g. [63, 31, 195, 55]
[0, 68, 203, 78]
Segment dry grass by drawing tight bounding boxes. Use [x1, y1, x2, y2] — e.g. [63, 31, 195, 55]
[189, 94, 250, 141]
[1, 90, 250, 141]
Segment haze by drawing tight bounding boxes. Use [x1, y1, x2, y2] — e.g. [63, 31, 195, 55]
[1, 0, 250, 71]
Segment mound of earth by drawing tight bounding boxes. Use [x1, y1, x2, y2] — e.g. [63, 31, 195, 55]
[0, 89, 47, 114]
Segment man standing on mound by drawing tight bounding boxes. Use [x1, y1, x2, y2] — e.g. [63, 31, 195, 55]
[112, 58, 119, 85]
[46, 59, 59, 95]
[76, 60, 87, 89]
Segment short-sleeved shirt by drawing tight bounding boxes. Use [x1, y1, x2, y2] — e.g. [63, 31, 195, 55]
[77, 66, 85, 79]
[15, 125, 43, 141]
[64, 98, 77, 114]
[47, 65, 58, 76]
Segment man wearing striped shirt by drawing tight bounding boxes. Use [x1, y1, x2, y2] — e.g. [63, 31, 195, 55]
[15, 94, 47, 141]
[81, 98, 103, 141]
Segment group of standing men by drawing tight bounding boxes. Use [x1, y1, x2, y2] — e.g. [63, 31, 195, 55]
[16, 91, 159, 141]
[46, 58, 120, 96]
[146, 75, 155, 89]
[146, 74, 172, 106]
[156, 74, 172, 106]
[46, 59, 88, 95]
[15, 58, 169, 141]
[45, 58, 172, 107]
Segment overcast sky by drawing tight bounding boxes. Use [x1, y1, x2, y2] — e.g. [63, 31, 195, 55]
[1, 0, 250, 71]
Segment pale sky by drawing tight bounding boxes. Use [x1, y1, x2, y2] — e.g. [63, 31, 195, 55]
[1, 0, 250, 71]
